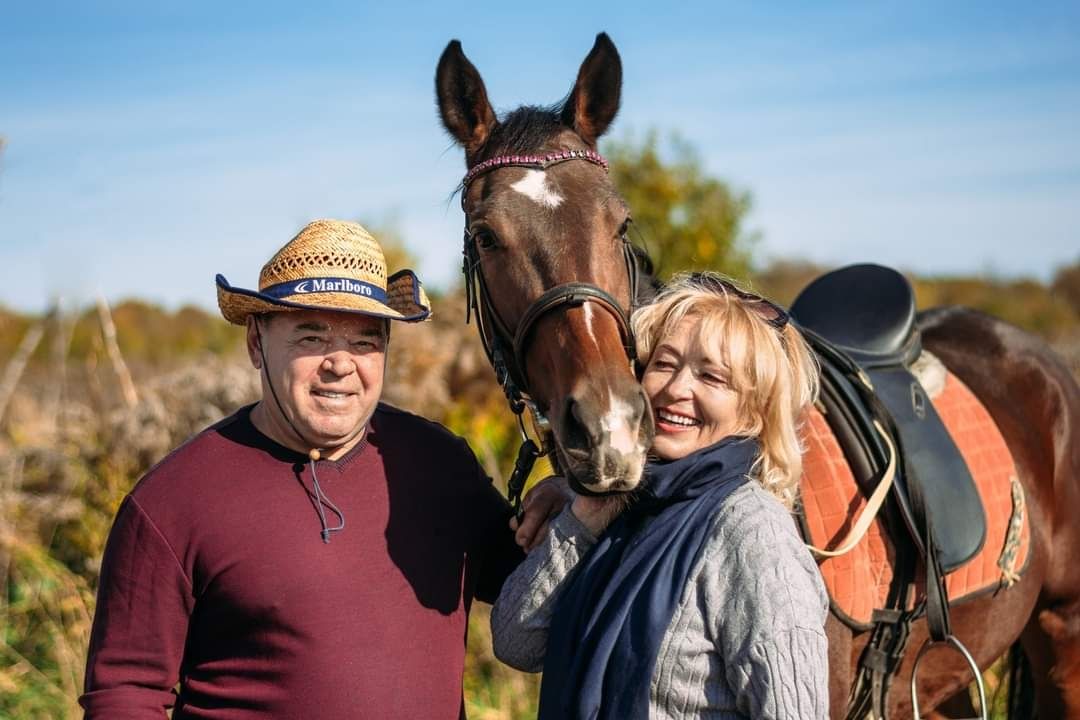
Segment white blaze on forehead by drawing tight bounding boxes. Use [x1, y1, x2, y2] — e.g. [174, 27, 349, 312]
[511, 170, 563, 208]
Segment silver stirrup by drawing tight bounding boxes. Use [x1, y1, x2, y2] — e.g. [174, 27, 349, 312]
[909, 634, 987, 720]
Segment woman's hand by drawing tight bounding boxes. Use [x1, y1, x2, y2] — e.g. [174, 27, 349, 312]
[571, 494, 626, 537]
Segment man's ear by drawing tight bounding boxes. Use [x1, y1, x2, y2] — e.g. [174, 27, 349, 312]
[246, 316, 263, 370]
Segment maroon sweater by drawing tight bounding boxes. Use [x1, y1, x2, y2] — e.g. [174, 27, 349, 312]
[81, 403, 523, 719]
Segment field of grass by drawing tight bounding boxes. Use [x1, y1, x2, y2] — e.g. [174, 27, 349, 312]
[0, 276, 1077, 718]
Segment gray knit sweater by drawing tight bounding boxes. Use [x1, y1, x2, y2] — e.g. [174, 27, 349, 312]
[491, 482, 829, 719]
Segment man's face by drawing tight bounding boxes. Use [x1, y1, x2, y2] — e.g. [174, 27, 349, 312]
[247, 309, 388, 455]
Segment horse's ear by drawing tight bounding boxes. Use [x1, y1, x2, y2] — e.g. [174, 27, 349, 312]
[561, 33, 622, 146]
[436, 40, 497, 159]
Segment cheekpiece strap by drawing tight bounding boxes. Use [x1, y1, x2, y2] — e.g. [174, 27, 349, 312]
[462, 149, 609, 190]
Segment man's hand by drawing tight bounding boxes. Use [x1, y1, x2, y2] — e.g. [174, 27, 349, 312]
[510, 476, 572, 552]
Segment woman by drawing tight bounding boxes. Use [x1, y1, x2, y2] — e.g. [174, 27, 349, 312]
[491, 272, 829, 719]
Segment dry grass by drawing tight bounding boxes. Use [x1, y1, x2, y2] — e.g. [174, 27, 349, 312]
[0, 293, 541, 718]
[0, 292, 1076, 718]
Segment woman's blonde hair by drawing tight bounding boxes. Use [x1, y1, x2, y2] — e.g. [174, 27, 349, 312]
[631, 272, 819, 509]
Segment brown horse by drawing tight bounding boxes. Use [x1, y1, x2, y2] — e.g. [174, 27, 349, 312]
[436, 34, 1080, 718]
[436, 36, 653, 494]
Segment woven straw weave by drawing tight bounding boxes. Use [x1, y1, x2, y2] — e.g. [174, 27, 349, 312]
[261, 220, 387, 287]
[217, 219, 430, 324]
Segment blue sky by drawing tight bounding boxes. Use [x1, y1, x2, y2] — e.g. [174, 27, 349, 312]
[2, 1, 1078, 314]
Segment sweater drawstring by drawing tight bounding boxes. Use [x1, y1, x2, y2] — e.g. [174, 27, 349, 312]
[256, 320, 348, 544]
[309, 452, 345, 543]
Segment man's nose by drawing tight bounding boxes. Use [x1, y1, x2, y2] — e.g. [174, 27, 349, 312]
[321, 351, 356, 376]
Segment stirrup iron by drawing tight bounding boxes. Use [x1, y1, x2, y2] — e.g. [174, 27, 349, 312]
[909, 634, 987, 720]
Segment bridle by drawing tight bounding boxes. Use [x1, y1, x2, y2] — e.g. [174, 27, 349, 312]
[460, 149, 641, 509]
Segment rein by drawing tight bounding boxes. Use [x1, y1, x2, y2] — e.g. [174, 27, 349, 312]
[460, 149, 640, 511]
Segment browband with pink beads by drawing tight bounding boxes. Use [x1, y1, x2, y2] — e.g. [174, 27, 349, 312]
[462, 149, 608, 189]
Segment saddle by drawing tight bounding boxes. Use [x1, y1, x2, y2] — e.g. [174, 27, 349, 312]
[791, 263, 987, 572]
[790, 263, 992, 718]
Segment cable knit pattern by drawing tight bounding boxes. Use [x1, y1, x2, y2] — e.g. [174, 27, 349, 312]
[491, 507, 598, 673]
[492, 483, 829, 719]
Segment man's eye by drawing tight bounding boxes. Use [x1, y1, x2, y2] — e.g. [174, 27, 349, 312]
[299, 336, 323, 345]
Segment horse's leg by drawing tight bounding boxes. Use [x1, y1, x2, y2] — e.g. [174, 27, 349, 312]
[880, 566, 1042, 718]
[925, 689, 976, 719]
[826, 614, 854, 719]
[1022, 601, 1080, 718]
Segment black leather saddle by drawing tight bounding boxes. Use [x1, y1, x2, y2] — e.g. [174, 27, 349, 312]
[791, 263, 986, 574]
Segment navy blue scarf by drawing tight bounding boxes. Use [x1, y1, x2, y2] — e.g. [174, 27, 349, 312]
[538, 436, 758, 720]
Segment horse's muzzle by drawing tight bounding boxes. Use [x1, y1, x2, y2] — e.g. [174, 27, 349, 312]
[555, 382, 653, 493]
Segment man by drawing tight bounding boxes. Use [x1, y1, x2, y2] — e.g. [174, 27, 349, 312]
[81, 219, 563, 719]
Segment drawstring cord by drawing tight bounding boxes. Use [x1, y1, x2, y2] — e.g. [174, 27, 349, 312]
[257, 320, 347, 544]
[308, 450, 345, 543]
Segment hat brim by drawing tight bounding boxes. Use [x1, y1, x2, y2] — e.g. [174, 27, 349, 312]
[216, 270, 431, 325]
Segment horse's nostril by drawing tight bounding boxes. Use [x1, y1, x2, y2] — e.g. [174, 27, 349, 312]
[562, 397, 595, 451]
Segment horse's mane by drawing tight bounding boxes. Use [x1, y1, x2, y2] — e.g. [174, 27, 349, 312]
[483, 104, 565, 157]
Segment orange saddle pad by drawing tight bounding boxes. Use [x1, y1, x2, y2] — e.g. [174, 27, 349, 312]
[799, 370, 1031, 628]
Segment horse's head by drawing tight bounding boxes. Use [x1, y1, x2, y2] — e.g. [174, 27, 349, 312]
[436, 33, 653, 493]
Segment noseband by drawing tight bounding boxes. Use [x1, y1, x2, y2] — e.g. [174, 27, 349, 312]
[460, 150, 641, 509]
[460, 149, 640, 415]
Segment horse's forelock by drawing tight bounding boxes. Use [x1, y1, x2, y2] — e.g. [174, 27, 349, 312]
[480, 105, 567, 160]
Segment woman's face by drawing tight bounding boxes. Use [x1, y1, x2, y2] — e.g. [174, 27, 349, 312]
[642, 316, 741, 461]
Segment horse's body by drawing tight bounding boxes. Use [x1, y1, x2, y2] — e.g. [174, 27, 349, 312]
[905, 307, 1080, 718]
[437, 34, 1080, 718]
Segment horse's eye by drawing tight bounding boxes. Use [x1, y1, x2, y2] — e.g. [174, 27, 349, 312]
[473, 229, 499, 250]
[618, 218, 632, 238]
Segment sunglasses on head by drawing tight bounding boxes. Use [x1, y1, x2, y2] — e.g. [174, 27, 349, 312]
[688, 273, 790, 330]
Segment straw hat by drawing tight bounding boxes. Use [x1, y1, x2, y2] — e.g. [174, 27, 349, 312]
[216, 219, 431, 325]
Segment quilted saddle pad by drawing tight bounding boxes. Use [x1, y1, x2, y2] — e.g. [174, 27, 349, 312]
[799, 369, 1031, 628]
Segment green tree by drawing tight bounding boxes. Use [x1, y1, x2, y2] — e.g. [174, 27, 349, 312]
[604, 132, 756, 280]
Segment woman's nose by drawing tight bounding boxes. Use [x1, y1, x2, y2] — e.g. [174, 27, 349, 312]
[665, 367, 694, 398]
